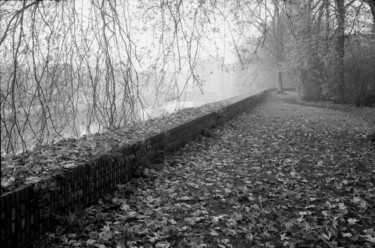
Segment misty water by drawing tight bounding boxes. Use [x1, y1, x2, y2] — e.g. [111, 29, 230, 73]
[63, 65, 253, 139]
[73, 100, 198, 138]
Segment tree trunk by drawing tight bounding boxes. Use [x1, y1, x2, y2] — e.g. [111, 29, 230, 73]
[334, 0, 346, 102]
[274, 0, 284, 94]
[365, 0, 375, 26]
[364, 0, 375, 92]
[324, 0, 330, 53]
[277, 70, 284, 93]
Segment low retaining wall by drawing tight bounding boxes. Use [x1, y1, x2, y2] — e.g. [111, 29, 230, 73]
[1, 89, 272, 248]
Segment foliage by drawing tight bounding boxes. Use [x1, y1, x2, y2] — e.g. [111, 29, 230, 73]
[344, 34, 375, 106]
[283, 0, 375, 102]
[233, 0, 375, 103]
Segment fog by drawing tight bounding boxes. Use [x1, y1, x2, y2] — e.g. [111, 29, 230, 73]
[137, 59, 298, 122]
[137, 61, 253, 120]
[76, 59, 259, 137]
[64, 58, 289, 140]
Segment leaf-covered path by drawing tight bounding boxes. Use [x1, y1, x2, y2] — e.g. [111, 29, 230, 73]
[37, 92, 375, 248]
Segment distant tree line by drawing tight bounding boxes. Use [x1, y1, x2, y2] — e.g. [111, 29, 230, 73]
[233, 0, 375, 104]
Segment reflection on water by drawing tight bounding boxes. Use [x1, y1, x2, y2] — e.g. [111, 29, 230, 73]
[77, 122, 104, 137]
[1, 101, 188, 156]
[62, 100, 194, 140]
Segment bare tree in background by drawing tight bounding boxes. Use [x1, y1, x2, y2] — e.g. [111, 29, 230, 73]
[0, 0, 211, 154]
[0, 0, 251, 155]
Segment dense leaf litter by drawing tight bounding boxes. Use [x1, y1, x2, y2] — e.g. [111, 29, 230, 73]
[1, 93, 253, 193]
[34, 92, 375, 248]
